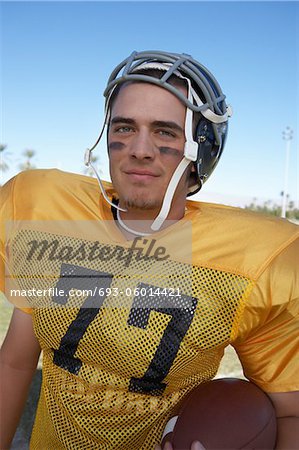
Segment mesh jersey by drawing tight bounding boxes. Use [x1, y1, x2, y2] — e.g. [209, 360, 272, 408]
[1, 169, 298, 450]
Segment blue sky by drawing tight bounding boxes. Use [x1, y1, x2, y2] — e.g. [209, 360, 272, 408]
[1, 1, 298, 207]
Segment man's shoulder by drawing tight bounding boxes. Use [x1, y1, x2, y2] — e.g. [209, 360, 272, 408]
[5, 168, 95, 188]
[0, 169, 111, 220]
[1, 168, 105, 198]
[187, 199, 298, 236]
[186, 199, 298, 279]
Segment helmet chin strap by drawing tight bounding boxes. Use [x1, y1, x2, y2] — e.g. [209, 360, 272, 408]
[88, 159, 126, 213]
[150, 158, 191, 231]
[116, 208, 152, 237]
[84, 93, 127, 213]
[151, 77, 197, 231]
[85, 77, 197, 236]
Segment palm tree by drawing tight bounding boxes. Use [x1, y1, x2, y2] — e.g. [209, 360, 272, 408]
[19, 149, 36, 171]
[83, 154, 103, 177]
[0, 144, 9, 173]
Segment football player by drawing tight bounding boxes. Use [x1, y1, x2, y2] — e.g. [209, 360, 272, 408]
[1, 51, 298, 450]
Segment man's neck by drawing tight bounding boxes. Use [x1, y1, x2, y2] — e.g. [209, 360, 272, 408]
[115, 203, 186, 238]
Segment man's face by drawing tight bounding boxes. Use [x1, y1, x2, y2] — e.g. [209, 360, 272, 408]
[108, 82, 191, 217]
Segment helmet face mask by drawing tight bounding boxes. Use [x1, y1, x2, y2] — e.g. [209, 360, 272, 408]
[103, 50, 232, 196]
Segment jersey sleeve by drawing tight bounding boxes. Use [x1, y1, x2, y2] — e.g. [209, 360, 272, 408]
[0, 177, 15, 293]
[233, 235, 299, 393]
[0, 176, 32, 314]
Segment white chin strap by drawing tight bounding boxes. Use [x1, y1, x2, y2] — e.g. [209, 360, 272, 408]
[84, 97, 127, 213]
[86, 151, 126, 213]
[151, 158, 191, 231]
[151, 76, 197, 231]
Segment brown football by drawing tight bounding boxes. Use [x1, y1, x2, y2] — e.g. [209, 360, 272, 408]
[161, 378, 277, 449]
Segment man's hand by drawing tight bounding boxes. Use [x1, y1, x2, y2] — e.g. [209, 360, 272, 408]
[268, 391, 299, 449]
[154, 440, 206, 450]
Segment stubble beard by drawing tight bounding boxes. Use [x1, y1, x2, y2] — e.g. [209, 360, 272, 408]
[121, 192, 162, 211]
[121, 188, 163, 211]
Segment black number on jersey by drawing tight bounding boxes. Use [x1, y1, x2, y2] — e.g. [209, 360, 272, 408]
[52, 264, 197, 395]
[52, 263, 113, 374]
[127, 282, 197, 395]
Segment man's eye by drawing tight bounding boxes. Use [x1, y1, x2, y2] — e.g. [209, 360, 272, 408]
[115, 126, 133, 133]
[158, 130, 175, 137]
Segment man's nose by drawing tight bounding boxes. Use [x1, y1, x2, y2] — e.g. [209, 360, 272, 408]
[128, 129, 156, 160]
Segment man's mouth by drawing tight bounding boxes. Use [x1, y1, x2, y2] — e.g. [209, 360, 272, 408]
[124, 169, 159, 181]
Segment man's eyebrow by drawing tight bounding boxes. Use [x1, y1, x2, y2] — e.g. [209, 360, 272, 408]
[152, 121, 184, 133]
[110, 117, 136, 125]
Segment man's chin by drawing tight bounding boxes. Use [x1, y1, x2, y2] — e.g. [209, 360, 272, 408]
[122, 196, 161, 211]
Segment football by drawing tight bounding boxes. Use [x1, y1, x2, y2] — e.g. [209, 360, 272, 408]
[161, 378, 277, 449]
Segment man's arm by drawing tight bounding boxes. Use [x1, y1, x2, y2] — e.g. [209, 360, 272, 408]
[0, 307, 41, 449]
[268, 391, 299, 449]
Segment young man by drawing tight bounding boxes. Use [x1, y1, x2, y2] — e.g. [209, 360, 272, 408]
[0, 51, 298, 449]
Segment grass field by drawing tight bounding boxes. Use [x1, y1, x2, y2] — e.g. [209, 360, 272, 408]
[1, 298, 245, 449]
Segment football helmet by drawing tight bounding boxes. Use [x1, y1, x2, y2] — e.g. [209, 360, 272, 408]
[103, 50, 232, 195]
[85, 50, 232, 232]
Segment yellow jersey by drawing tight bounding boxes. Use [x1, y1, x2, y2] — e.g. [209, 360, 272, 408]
[1, 169, 298, 449]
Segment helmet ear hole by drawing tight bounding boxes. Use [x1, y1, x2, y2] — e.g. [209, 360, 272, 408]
[187, 118, 228, 196]
[196, 118, 216, 178]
